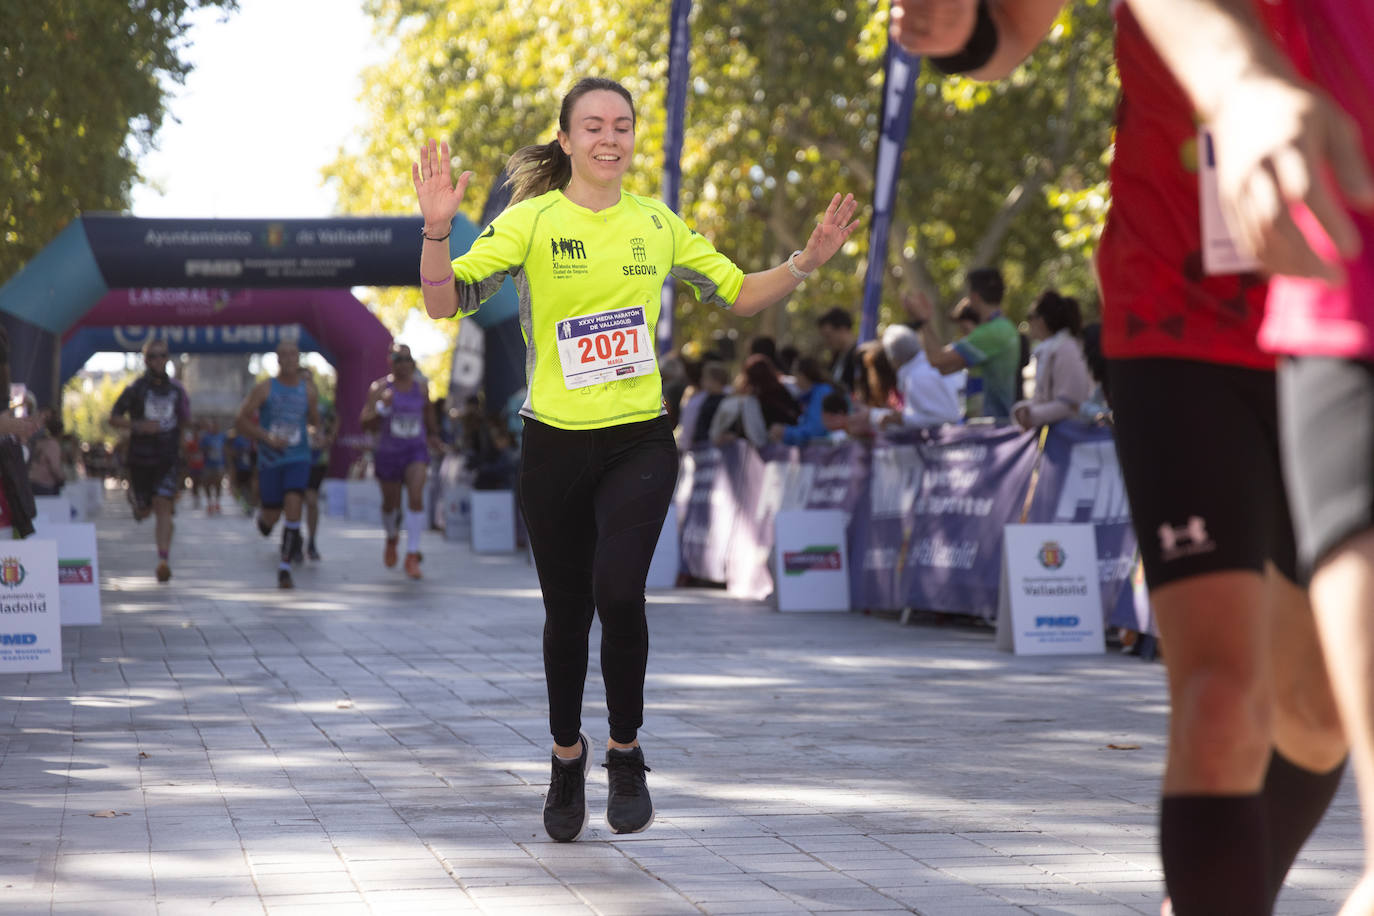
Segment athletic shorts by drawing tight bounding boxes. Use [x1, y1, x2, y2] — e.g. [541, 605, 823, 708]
[130, 462, 180, 512]
[1106, 357, 1298, 589]
[1279, 356, 1374, 574]
[307, 464, 327, 491]
[257, 461, 311, 509]
[374, 442, 429, 482]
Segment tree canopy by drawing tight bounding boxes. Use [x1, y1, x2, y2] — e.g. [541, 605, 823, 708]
[329, 0, 1117, 358]
[1, 0, 238, 286]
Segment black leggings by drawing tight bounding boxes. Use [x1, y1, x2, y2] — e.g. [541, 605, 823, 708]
[518, 415, 678, 747]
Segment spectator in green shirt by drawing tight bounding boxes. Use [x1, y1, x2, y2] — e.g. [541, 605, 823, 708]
[905, 267, 1020, 419]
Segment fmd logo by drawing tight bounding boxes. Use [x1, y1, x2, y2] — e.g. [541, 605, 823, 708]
[0, 634, 37, 645]
[1035, 616, 1080, 628]
[1037, 541, 1066, 570]
[0, 557, 24, 588]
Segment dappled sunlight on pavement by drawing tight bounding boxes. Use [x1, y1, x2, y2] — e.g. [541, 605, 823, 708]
[0, 489, 1357, 914]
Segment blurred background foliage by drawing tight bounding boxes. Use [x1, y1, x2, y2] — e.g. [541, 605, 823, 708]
[328, 0, 1117, 370]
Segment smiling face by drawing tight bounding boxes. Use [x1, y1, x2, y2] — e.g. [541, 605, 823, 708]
[558, 89, 635, 193]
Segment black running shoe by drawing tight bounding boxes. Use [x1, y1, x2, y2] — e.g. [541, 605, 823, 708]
[604, 746, 654, 834]
[307, 543, 321, 561]
[543, 732, 590, 842]
[277, 568, 293, 589]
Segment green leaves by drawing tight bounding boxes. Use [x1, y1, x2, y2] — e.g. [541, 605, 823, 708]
[352, 0, 1119, 346]
[1, 0, 238, 286]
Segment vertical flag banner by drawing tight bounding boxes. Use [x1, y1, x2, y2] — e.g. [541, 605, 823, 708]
[859, 40, 921, 343]
[658, 0, 693, 355]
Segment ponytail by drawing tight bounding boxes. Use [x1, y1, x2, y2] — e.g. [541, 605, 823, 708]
[505, 139, 571, 205]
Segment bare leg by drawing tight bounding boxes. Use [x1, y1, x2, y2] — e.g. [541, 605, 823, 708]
[1310, 529, 1374, 915]
[1156, 571, 1272, 795]
[305, 488, 320, 545]
[153, 496, 174, 557]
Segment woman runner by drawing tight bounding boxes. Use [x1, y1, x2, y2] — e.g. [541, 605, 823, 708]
[412, 76, 858, 841]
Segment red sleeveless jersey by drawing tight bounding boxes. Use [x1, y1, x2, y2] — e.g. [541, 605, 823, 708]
[1097, 3, 1273, 369]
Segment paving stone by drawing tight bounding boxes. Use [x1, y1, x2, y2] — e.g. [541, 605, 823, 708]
[0, 491, 1353, 915]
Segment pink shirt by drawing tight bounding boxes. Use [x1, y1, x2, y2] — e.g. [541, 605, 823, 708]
[1257, 1, 1374, 360]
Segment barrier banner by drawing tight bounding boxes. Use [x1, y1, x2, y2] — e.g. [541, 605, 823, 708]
[720, 443, 770, 598]
[722, 441, 872, 599]
[887, 426, 1040, 619]
[1025, 421, 1138, 629]
[677, 446, 735, 583]
[852, 433, 925, 609]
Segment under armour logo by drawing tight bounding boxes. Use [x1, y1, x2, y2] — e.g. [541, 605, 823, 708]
[1158, 516, 1216, 562]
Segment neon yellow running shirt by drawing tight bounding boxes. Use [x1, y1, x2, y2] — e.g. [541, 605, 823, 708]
[449, 189, 745, 430]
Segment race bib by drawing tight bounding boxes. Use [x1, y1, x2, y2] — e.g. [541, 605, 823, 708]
[144, 393, 177, 430]
[555, 306, 655, 390]
[390, 414, 423, 439]
[269, 422, 302, 447]
[1198, 127, 1261, 275]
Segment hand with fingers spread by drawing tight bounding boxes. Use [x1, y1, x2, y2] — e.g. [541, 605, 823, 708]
[795, 193, 862, 274]
[1210, 76, 1374, 285]
[412, 138, 475, 235]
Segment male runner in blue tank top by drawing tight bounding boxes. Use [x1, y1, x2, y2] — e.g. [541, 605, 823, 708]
[360, 343, 440, 579]
[234, 340, 320, 589]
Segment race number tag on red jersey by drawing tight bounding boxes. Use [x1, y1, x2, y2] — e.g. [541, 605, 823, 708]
[555, 306, 655, 390]
[1199, 127, 1262, 275]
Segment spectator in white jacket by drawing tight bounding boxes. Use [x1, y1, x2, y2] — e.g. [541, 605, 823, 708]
[881, 324, 964, 428]
[1012, 290, 1092, 430]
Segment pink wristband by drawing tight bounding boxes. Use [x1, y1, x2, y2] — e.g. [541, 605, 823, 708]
[420, 270, 453, 287]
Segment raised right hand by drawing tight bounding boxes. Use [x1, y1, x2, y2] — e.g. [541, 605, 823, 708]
[412, 138, 474, 232]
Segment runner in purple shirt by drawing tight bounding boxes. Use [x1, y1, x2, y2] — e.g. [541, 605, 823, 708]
[360, 343, 441, 579]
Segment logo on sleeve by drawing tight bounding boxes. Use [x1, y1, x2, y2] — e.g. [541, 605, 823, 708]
[480, 225, 495, 238]
[650, 214, 663, 230]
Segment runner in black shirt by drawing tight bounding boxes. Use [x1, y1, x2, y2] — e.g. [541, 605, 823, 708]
[109, 339, 190, 583]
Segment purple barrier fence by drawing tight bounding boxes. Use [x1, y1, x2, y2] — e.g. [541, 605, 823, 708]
[676, 421, 1139, 624]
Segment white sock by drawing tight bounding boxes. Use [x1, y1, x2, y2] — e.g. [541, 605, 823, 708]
[383, 507, 400, 539]
[405, 509, 424, 554]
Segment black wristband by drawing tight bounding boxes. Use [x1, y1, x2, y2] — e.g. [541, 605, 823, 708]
[421, 226, 452, 242]
[928, 0, 999, 76]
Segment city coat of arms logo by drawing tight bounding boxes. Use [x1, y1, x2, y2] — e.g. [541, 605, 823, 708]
[1037, 541, 1066, 570]
[0, 557, 26, 588]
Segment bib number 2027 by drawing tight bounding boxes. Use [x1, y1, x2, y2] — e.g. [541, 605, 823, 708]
[577, 329, 640, 363]
[557, 306, 656, 390]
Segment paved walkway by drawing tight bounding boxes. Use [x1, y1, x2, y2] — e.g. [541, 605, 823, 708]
[0, 488, 1360, 915]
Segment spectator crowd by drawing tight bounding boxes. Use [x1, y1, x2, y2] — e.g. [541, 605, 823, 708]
[666, 264, 1105, 453]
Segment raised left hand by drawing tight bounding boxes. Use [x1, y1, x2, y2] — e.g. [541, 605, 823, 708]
[798, 193, 862, 273]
